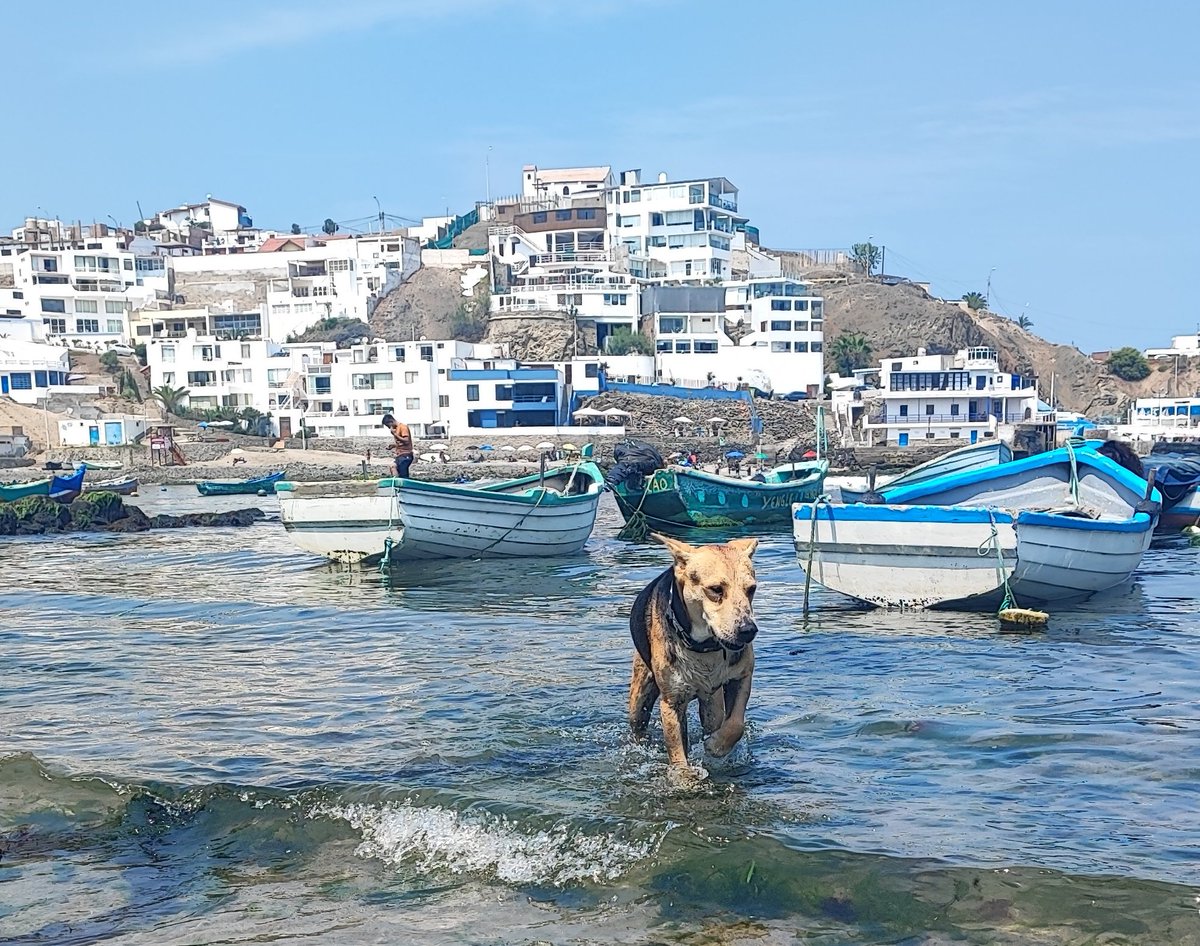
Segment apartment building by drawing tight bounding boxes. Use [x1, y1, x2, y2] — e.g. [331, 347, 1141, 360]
[6, 231, 149, 347]
[609, 169, 747, 281]
[860, 347, 1043, 446]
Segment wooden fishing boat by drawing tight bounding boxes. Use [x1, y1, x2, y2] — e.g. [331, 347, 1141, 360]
[836, 440, 1013, 502]
[0, 478, 51, 502]
[83, 476, 139, 496]
[1142, 444, 1200, 531]
[48, 468, 86, 502]
[611, 462, 828, 531]
[196, 470, 286, 496]
[73, 459, 123, 471]
[793, 446, 1159, 610]
[277, 462, 605, 564]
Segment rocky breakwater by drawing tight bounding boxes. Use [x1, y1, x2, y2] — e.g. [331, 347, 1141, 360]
[0, 492, 266, 537]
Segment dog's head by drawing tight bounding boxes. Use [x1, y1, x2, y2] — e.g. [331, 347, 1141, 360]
[653, 533, 759, 649]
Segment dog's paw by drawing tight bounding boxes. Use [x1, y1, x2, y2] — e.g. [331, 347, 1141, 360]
[704, 734, 733, 757]
[666, 763, 709, 789]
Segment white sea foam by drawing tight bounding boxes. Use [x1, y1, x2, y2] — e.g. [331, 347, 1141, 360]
[325, 801, 662, 886]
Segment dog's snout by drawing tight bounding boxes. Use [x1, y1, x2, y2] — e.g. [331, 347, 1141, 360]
[734, 617, 758, 644]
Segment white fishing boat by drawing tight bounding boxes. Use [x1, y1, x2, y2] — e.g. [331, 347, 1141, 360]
[794, 446, 1159, 609]
[277, 461, 605, 565]
[835, 440, 1013, 502]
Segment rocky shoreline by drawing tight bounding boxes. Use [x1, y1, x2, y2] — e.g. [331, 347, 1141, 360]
[0, 493, 266, 536]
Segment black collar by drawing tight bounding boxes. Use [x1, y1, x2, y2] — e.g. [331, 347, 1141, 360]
[665, 575, 743, 656]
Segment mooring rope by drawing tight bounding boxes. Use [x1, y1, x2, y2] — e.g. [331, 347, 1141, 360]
[801, 495, 828, 618]
[980, 508, 1018, 614]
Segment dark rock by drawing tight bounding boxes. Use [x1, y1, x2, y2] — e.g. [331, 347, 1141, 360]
[8, 496, 72, 534]
[104, 505, 152, 533]
[68, 492, 128, 528]
[148, 508, 266, 530]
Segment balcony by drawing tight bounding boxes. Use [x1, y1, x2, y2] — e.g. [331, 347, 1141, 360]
[305, 364, 332, 374]
[528, 249, 610, 266]
[709, 193, 738, 212]
[868, 412, 991, 425]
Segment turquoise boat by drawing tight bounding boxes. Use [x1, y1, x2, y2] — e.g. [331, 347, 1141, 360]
[611, 461, 828, 530]
[0, 478, 51, 502]
[196, 470, 286, 496]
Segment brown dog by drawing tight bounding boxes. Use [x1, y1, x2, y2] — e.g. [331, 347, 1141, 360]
[628, 533, 759, 769]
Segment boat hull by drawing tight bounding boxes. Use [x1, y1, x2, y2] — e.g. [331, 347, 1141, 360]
[839, 441, 1013, 503]
[278, 464, 604, 564]
[196, 471, 286, 496]
[84, 477, 139, 496]
[0, 479, 50, 502]
[1157, 487, 1200, 531]
[792, 503, 1016, 608]
[613, 463, 827, 530]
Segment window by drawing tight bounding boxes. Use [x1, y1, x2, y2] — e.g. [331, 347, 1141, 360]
[105, 300, 125, 315]
[76, 318, 100, 333]
[43, 318, 66, 333]
[658, 316, 685, 334]
[811, 341, 822, 352]
[439, 395, 450, 408]
[294, 303, 312, 314]
[578, 208, 596, 220]
[241, 344, 252, 358]
[892, 362, 903, 371]
[106, 319, 123, 333]
[555, 210, 571, 221]
[899, 405, 909, 417]
[694, 340, 718, 354]
[664, 210, 693, 226]
[406, 398, 419, 410]
[136, 257, 165, 273]
[271, 304, 289, 315]
[420, 345, 433, 362]
[689, 184, 704, 204]
[327, 259, 353, 272]
[495, 384, 513, 400]
[622, 189, 641, 203]
[161, 345, 176, 362]
[794, 321, 809, 332]
[675, 341, 691, 353]
[770, 320, 791, 331]
[770, 300, 791, 311]
[603, 293, 627, 306]
[162, 372, 175, 384]
[9, 373, 32, 390]
[11, 290, 22, 299]
[925, 404, 935, 415]
[950, 404, 960, 416]
[404, 371, 418, 383]
[811, 301, 824, 320]
[467, 384, 480, 402]
[123, 259, 133, 270]
[585, 363, 599, 378]
[73, 299, 97, 314]
[648, 235, 666, 247]
[656, 339, 672, 352]
[650, 212, 664, 227]
[532, 212, 547, 224]
[619, 214, 641, 228]
[770, 341, 791, 352]
[41, 298, 66, 313]
[557, 293, 583, 306]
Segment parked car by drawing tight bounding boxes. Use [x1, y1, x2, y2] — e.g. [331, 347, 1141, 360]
[109, 344, 135, 356]
[779, 391, 809, 402]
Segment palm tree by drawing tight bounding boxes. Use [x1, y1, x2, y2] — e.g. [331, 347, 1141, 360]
[962, 291, 987, 311]
[829, 333, 874, 376]
[1016, 314, 1034, 329]
[151, 384, 189, 417]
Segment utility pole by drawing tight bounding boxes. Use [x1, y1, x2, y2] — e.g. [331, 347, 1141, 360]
[373, 195, 383, 235]
[485, 145, 492, 206]
[986, 267, 996, 308]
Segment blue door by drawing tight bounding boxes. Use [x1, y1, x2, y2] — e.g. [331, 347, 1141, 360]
[898, 432, 909, 447]
[0, 376, 7, 394]
[970, 429, 979, 444]
[88, 426, 100, 446]
[104, 421, 123, 445]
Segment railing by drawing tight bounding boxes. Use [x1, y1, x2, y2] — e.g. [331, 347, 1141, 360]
[1005, 412, 1056, 424]
[867, 412, 991, 424]
[709, 194, 738, 212]
[529, 250, 610, 265]
[305, 364, 332, 374]
[512, 394, 556, 404]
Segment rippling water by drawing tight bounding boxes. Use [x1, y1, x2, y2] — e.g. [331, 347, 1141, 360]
[3, 487, 1200, 945]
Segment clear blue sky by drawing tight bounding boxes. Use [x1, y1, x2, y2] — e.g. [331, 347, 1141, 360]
[3, 0, 1197, 353]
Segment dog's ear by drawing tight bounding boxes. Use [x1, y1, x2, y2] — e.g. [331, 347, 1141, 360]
[727, 537, 759, 559]
[651, 532, 695, 566]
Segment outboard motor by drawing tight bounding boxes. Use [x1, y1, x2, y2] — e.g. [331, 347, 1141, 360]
[606, 439, 666, 492]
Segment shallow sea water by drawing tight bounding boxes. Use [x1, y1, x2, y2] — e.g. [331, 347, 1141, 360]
[2, 487, 1200, 945]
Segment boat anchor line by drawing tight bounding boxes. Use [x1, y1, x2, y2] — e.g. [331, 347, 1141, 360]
[983, 507, 1049, 628]
[801, 494, 830, 619]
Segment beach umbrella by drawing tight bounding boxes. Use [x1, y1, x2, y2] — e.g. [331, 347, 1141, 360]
[754, 452, 769, 460]
[419, 452, 440, 462]
[501, 445, 516, 452]
[427, 442, 448, 450]
[479, 444, 494, 452]
[725, 450, 745, 459]
[562, 443, 578, 452]
[672, 416, 693, 424]
[708, 416, 727, 425]
[572, 407, 603, 418]
[536, 441, 555, 450]
[517, 445, 533, 453]
[602, 407, 631, 417]
[196, 422, 209, 429]
[668, 451, 683, 459]
[803, 450, 817, 459]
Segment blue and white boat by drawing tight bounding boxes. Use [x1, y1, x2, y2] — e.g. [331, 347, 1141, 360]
[793, 446, 1159, 609]
[836, 440, 1013, 503]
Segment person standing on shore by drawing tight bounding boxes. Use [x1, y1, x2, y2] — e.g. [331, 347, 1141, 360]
[380, 413, 414, 478]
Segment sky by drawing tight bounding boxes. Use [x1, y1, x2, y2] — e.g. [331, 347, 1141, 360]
[2, 0, 1197, 353]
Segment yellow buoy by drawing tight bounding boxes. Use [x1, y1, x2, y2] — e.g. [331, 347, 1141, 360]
[999, 607, 1050, 629]
[1182, 525, 1200, 537]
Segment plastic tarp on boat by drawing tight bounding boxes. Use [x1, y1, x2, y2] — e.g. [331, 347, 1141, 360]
[1143, 453, 1200, 505]
[605, 440, 665, 491]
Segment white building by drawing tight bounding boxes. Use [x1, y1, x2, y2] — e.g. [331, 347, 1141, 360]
[856, 347, 1043, 447]
[521, 164, 614, 199]
[644, 278, 825, 395]
[1124, 395, 1200, 438]
[58, 415, 147, 447]
[0, 335, 72, 404]
[1144, 333, 1200, 359]
[609, 169, 746, 281]
[6, 230, 148, 347]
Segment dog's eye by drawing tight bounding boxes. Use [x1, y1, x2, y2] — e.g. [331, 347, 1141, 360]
[705, 585, 725, 602]
[746, 584, 758, 600]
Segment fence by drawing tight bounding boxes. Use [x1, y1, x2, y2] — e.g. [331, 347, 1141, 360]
[424, 208, 480, 250]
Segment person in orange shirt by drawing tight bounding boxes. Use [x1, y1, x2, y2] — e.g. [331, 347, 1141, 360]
[380, 413, 414, 478]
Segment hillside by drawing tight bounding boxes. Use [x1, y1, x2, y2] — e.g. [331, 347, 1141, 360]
[801, 269, 1124, 416]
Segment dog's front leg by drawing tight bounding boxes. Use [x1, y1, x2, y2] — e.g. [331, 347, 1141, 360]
[698, 689, 726, 739]
[627, 655, 660, 739]
[705, 670, 752, 757]
[658, 698, 690, 768]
